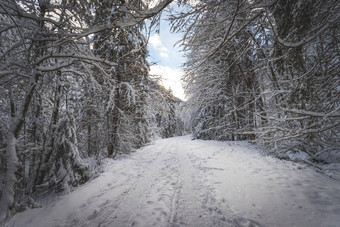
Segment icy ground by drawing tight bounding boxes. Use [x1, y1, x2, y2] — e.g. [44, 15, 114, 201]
[8, 136, 340, 227]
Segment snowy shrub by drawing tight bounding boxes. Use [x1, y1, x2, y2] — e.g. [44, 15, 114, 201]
[47, 112, 90, 192]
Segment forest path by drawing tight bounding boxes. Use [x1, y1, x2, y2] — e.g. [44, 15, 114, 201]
[9, 136, 340, 227]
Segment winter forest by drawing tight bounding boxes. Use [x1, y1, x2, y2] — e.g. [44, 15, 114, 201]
[0, 0, 339, 226]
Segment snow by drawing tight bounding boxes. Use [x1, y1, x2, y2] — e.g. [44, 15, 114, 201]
[8, 136, 340, 227]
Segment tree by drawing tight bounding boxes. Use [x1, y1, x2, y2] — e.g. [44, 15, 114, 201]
[92, 0, 152, 157]
[147, 79, 185, 138]
[171, 0, 266, 140]
[171, 0, 340, 162]
[0, 0, 173, 220]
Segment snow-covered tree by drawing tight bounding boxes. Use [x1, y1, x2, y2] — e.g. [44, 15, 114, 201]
[0, 0, 173, 220]
[171, 0, 340, 162]
[147, 79, 185, 138]
[92, 0, 153, 157]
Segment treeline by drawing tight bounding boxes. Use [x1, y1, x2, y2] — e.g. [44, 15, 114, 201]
[171, 0, 339, 162]
[0, 0, 183, 220]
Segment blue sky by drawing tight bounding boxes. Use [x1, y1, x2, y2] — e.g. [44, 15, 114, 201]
[147, 6, 186, 100]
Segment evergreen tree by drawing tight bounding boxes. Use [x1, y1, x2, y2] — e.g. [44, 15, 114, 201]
[171, 0, 340, 161]
[0, 0, 172, 219]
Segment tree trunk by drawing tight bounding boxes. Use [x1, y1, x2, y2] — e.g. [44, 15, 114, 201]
[34, 76, 62, 187]
[0, 72, 40, 220]
[108, 76, 121, 158]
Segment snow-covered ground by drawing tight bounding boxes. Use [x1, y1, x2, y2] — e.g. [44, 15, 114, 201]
[8, 136, 340, 227]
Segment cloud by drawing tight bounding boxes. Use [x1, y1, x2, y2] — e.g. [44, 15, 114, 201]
[159, 52, 169, 58]
[150, 65, 186, 100]
[149, 34, 168, 58]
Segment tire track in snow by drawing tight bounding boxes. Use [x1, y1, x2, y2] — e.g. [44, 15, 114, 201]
[97, 141, 173, 227]
[168, 139, 220, 227]
[188, 143, 233, 226]
[111, 138, 184, 227]
[127, 142, 183, 227]
[125, 151, 179, 227]
[70, 138, 262, 227]
[166, 145, 182, 227]
[62, 140, 172, 227]
[99, 139, 181, 227]
[178, 139, 262, 227]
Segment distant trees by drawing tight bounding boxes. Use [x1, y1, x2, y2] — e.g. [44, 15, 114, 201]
[0, 0, 175, 220]
[171, 0, 339, 162]
[148, 80, 185, 138]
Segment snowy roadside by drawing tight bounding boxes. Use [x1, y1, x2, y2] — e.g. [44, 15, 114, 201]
[7, 139, 171, 227]
[7, 136, 340, 227]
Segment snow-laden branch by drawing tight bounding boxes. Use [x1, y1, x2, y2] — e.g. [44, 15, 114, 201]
[0, 70, 30, 78]
[70, 0, 173, 39]
[36, 59, 77, 72]
[266, 9, 340, 48]
[255, 113, 309, 122]
[120, 82, 136, 106]
[281, 108, 340, 118]
[35, 53, 117, 66]
[263, 121, 340, 143]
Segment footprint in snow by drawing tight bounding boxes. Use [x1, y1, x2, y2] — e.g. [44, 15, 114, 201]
[233, 217, 262, 227]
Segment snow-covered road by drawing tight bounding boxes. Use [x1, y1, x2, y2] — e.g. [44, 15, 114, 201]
[9, 136, 340, 227]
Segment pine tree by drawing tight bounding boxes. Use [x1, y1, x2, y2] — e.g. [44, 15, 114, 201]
[92, 0, 152, 156]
